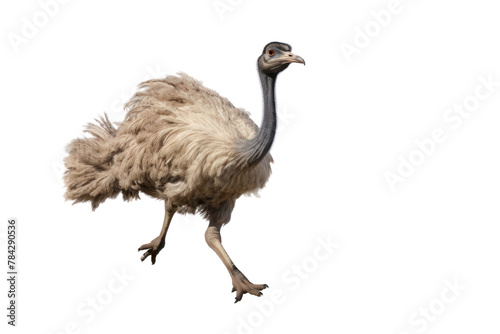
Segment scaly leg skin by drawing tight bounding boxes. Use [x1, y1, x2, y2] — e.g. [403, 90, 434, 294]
[138, 200, 176, 265]
[205, 202, 268, 303]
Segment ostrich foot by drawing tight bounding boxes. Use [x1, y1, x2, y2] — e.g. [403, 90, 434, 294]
[138, 236, 165, 265]
[231, 269, 268, 303]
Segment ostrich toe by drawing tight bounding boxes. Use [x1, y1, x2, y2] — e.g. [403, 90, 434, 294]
[138, 236, 165, 264]
[231, 269, 268, 303]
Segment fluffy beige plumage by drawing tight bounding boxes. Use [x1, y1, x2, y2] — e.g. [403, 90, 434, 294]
[64, 42, 304, 302]
[65, 73, 272, 213]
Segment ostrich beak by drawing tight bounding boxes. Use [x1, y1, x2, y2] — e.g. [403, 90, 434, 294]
[282, 52, 306, 65]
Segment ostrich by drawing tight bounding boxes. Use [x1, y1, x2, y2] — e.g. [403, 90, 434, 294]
[64, 42, 304, 302]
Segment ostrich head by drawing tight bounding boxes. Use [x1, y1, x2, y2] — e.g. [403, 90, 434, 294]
[238, 42, 304, 167]
[258, 42, 305, 75]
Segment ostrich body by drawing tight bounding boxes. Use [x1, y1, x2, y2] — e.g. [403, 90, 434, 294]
[64, 42, 304, 302]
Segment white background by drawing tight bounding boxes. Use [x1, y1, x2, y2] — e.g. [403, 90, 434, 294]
[1, 0, 500, 333]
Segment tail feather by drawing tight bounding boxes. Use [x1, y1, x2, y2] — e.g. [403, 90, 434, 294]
[64, 114, 122, 210]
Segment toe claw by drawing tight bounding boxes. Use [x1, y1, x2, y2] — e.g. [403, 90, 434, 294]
[235, 291, 243, 302]
[230, 273, 268, 302]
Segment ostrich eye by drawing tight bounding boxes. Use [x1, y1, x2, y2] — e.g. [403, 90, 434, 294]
[268, 49, 275, 56]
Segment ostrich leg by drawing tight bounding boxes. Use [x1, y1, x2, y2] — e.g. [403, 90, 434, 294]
[138, 200, 176, 264]
[205, 201, 268, 303]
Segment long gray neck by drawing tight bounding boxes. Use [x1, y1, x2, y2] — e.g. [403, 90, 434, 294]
[239, 72, 277, 167]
